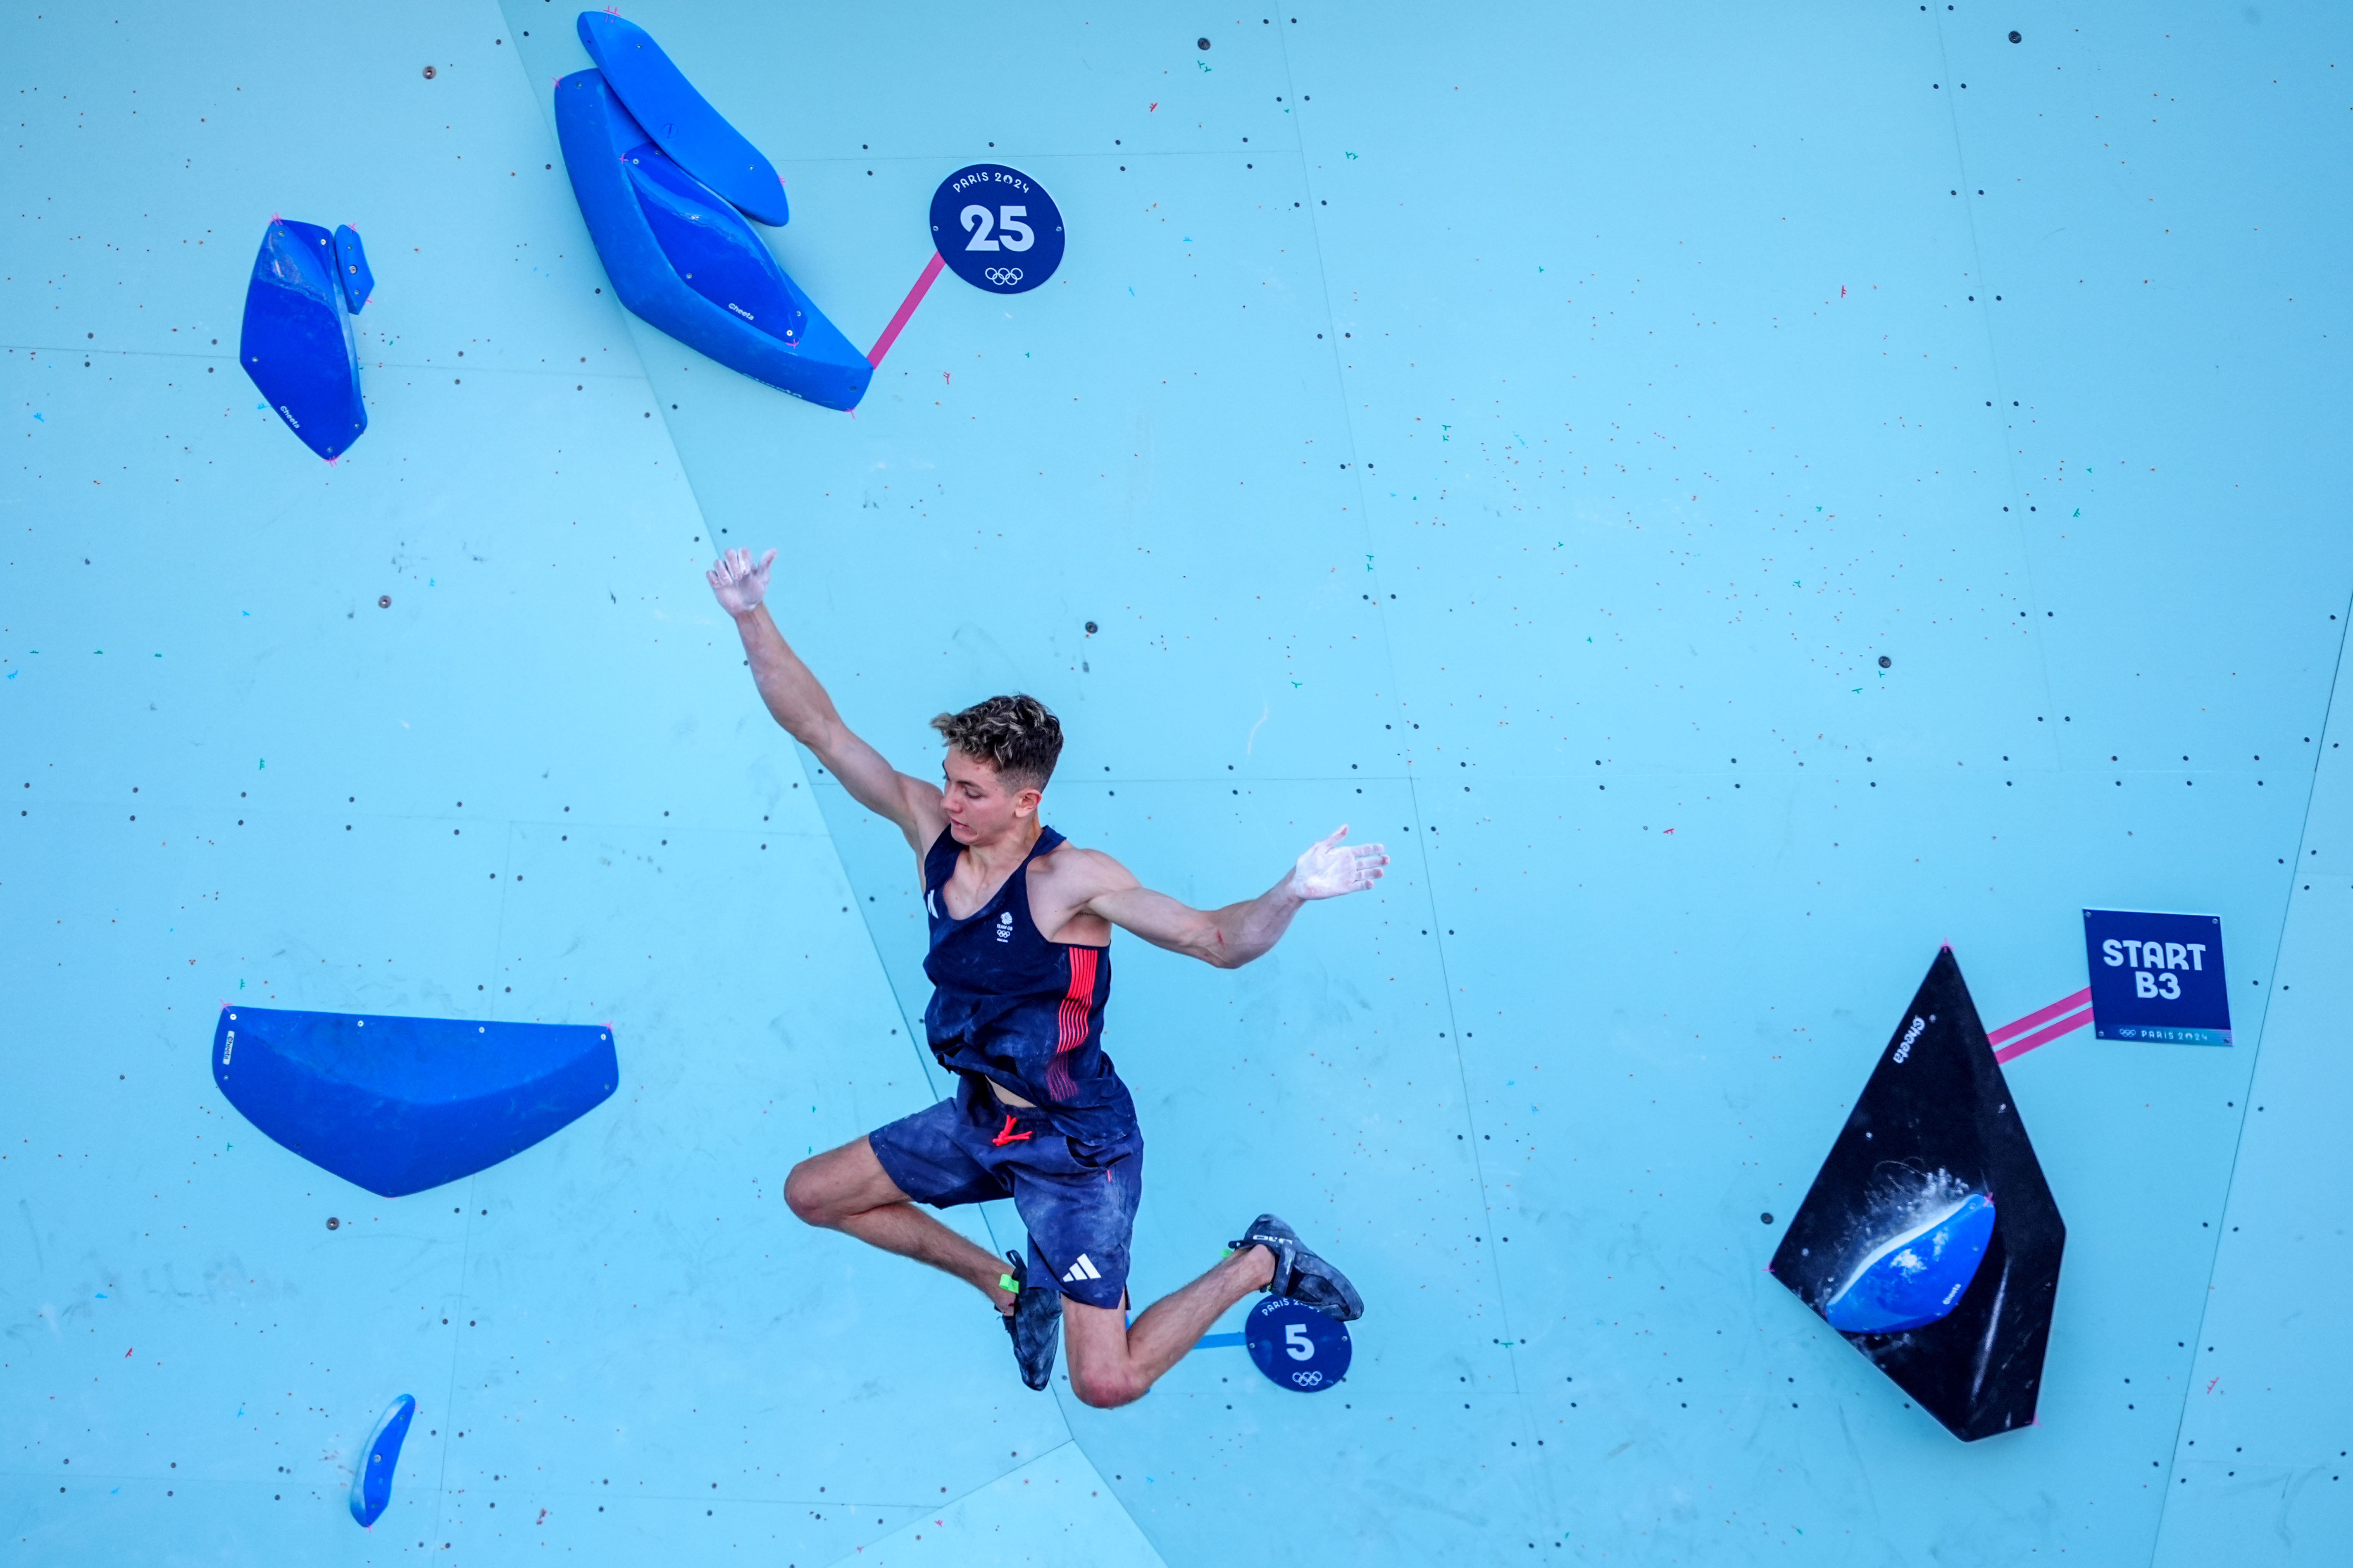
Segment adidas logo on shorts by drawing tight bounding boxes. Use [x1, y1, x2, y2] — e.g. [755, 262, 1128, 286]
[1061, 1253, 1103, 1284]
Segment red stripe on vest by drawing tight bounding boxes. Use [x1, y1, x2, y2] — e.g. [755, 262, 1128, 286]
[1046, 948, 1097, 1102]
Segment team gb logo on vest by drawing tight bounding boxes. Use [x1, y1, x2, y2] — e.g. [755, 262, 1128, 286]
[996, 912, 1014, 943]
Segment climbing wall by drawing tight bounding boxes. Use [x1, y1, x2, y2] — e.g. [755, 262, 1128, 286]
[5, 1, 2348, 1563]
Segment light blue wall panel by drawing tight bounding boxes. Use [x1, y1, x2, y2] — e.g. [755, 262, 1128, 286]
[2151, 646, 2353, 1566]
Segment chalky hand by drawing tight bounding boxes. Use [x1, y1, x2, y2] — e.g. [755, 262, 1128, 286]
[1288, 826, 1388, 900]
[706, 546, 776, 617]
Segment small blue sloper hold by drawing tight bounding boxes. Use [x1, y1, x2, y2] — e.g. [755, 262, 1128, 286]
[240, 219, 366, 460]
[332, 225, 374, 313]
[627, 142, 807, 348]
[576, 10, 788, 225]
[555, 70, 869, 410]
[348, 1394, 416, 1528]
[1824, 1192, 1998, 1334]
[212, 1006, 618, 1197]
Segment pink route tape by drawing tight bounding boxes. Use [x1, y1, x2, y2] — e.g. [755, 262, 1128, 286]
[866, 251, 946, 369]
[1988, 987, 2093, 1046]
[1994, 1009, 2093, 1063]
[1988, 987, 2094, 1064]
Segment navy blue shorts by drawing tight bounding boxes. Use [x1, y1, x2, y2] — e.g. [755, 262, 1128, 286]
[868, 1075, 1143, 1311]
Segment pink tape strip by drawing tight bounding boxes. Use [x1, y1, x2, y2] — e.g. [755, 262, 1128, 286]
[866, 250, 946, 368]
[1986, 987, 2093, 1046]
[1993, 1006, 2093, 1064]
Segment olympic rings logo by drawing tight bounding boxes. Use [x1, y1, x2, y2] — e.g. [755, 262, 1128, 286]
[983, 267, 1024, 286]
[1291, 1370, 1325, 1387]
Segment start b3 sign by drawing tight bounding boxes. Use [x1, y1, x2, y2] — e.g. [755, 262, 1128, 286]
[2082, 909, 2231, 1046]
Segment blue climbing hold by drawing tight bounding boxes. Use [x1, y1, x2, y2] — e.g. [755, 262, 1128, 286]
[240, 219, 366, 460]
[348, 1393, 415, 1528]
[331, 224, 374, 314]
[575, 10, 788, 226]
[628, 139, 808, 348]
[554, 69, 869, 410]
[1823, 1191, 1997, 1334]
[211, 1006, 618, 1197]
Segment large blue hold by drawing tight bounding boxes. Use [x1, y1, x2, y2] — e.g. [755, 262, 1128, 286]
[240, 219, 367, 460]
[1824, 1192, 1998, 1334]
[211, 1006, 617, 1197]
[555, 71, 869, 410]
[575, 10, 788, 226]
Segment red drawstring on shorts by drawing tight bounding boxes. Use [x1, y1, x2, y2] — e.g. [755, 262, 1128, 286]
[991, 1112, 1033, 1148]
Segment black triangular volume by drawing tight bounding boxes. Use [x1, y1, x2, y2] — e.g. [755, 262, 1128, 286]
[1770, 948, 2067, 1441]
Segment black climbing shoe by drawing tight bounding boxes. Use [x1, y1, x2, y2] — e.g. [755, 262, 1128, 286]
[1229, 1213, 1365, 1322]
[1000, 1249, 1062, 1392]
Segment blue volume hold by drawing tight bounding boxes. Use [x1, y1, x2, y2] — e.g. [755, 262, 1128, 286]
[555, 69, 869, 411]
[1824, 1192, 1998, 1334]
[211, 1006, 618, 1198]
[331, 224, 374, 314]
[348, 1394, 416, 1528]
[240, 219, 366, 460]
[576, 10, 788, 226]
[626, 142, 807, 348]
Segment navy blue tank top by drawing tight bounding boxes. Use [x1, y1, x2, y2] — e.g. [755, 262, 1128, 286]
[921, 825, 1133, 1135]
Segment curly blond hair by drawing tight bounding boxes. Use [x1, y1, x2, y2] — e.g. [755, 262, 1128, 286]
[931, 694, 1063, 791]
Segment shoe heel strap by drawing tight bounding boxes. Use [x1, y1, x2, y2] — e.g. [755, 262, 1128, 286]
[1229, 1236, 1295, 1294]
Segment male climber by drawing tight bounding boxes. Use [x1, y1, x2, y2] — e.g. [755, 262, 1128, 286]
[707, 546, 1381, 1407]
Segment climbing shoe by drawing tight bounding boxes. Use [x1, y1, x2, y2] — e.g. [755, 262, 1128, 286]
[1000, 1248, 1062, 1391]
[1229, 1213, 1365, 1322]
